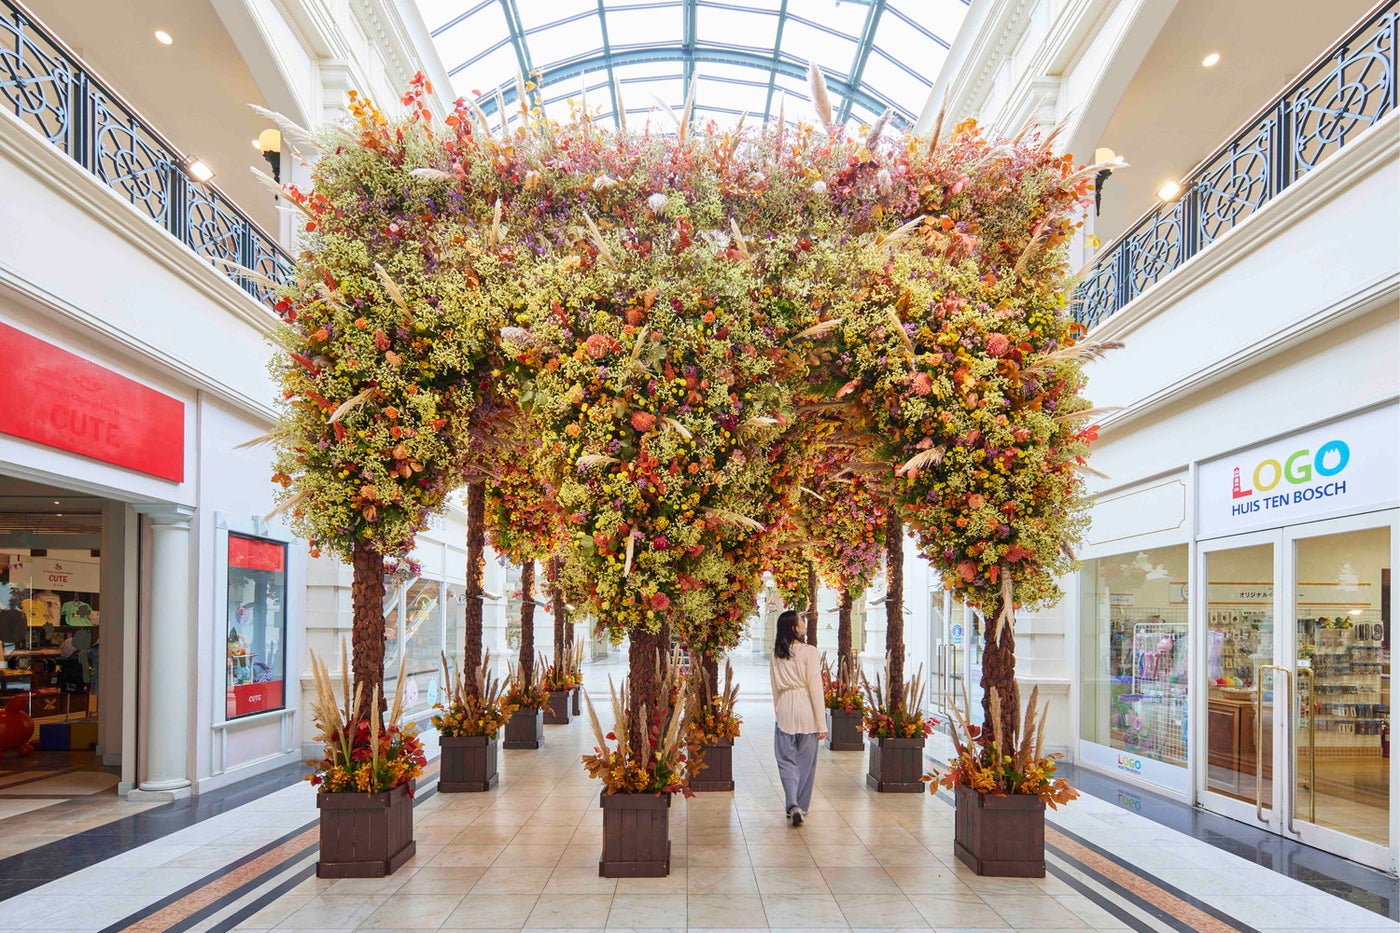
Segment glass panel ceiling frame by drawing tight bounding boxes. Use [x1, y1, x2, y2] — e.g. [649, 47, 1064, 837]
[419, 0, 969, 131]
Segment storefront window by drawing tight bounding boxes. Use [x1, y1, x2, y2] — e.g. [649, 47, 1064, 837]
[1080, 546, 1190, 775]
[226, 534, 287, 719]
[382, 576, 442, 720]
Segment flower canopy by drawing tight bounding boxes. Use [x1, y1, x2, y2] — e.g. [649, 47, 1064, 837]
[268, 72, 1104, 718]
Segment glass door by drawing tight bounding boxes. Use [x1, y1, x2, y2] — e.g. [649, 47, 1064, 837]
[1197, 514, 1396, 871]
[929, 592, 979, 733]
[1197, 533, 1282, 827]
[1287, 514, 1394, 869]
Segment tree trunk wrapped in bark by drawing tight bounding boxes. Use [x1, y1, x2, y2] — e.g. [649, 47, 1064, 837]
[628, 628, 663, 762]
[805, 561, 819, 646]
[980, 592, 1019, 746]
[519, 559, 536, 682]
[350, 540, 387, 721]
[884, 505, 904, 712]
[837, 587, 853, 669]
[550, 556, 566, 666]
[463, 481, 486, 700]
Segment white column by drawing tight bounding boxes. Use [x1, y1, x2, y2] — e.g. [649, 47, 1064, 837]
[132, 504, 195, 798]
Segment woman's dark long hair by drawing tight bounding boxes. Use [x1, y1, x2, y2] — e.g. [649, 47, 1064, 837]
[773, 609, 800, 660]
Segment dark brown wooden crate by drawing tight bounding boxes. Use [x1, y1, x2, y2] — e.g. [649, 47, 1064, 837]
[315, 782, 417, 878]
[826, 708, 865, 751]
[953, 782, 1046, 877]
[572, 686, 582, 716]
[599, 791, 671, 877]
[689, 739, 734, 792]
[503, 707, 545, 749]
[544, 690, 573, 725]
[439, 734, 499, 793]
[865, 736, 924, 793]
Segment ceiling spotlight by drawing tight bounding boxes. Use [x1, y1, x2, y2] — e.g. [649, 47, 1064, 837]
[1202, 52, 1221, 68]
[154, 29, 173, 45]
[1156, 179, 1183, 202]
[185, 158, 215, 183]
[52, 500, 60, 505]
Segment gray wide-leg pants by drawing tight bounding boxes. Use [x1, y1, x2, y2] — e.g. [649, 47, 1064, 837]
[773, 725, 819, 813]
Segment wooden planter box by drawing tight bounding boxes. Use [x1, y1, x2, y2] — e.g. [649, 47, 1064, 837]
[544, 689, 573, 725]
[688, 738, 734, 792]
[438, 734, 498, 793]
[572, 685, 582, 716]
[315, 782, 416, 878]
[504, 707, 545, 749]
[953, 782, 1046, 877]
[866, 735, 924, 793]
[826, 708, 865, 751]
[599, 791, 671, 877]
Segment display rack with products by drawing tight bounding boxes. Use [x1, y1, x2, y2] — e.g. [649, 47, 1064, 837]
[1298, 610, 1389, 759]
[1109, 606, 1188, 767]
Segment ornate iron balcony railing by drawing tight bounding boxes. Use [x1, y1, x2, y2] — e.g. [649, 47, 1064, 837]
[1072, 1, 1397, 329]
[0, 0, 292, 307]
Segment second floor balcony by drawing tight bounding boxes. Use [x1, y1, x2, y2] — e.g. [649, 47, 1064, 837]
[1073, 1, 1397, 330]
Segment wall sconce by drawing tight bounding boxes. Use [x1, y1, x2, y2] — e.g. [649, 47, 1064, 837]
[1093, 146, 1119, 216]
[258, 128, 282, 184]
[185, 158, 215, 183]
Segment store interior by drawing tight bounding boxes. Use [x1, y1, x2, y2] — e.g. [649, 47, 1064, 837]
[0, 478, 112, 788]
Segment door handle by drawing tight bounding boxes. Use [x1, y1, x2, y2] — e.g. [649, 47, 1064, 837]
[1295, 666, 1315, 831]
[1255, 665, 1292, 825]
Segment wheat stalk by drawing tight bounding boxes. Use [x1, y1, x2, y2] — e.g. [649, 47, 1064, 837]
[328, 388, 374, 424]
[808, 62, 833, 127]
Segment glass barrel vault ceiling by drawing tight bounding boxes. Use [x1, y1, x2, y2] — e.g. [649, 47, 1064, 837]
[415, 0, 970, 131]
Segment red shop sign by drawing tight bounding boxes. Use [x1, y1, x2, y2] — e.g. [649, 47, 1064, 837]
[229, 534, 285, 572]
[0, 322, 185, 482]
[227, 680, 284, 718]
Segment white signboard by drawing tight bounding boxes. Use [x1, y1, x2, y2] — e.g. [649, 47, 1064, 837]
[1078, 740, 1188, 794]
[1197, 407, 1399, 539]
[3, 555, 101, 593]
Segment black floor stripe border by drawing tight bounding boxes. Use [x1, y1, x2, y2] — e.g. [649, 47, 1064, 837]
[1050, 822, 1264, 933]
[1044, 857, 1168, 933]
[101, 781, 441, 933]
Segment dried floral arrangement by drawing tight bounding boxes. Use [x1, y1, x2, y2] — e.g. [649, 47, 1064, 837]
[929, 684, 1079, 809]
[822, 654, 864, 713]
[505, 656, 549, 710]
[431, 649, 512, 738]
[861, 663, 938, 739]
[542, 641, 585, 691]
[686, 658, 741, 747]
[306, 644, 425, 794]
[582, 650, 692, 795]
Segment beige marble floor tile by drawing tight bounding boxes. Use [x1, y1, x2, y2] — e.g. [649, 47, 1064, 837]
[278, 893, 386, 929]
[605, 893, 688, 928]
[753, 864, 831, 895]
[684, 894, 768, 928]
[472, 865, 554, 894]
[357, 893, 466, 929]
[977, 893, 1089, 929]
[761, 892, 850, 928]
[393, 866, 486, 895]
[745, 843, 816, 867]
[449, 825, 520, 846]
[542, 864, 618, 894]
[493, 843, 565, 868]
[425, 844, 505, 868]
[440, 893, 539, 929]
[686, 844, 753, 866]
[806, 844, 883, 868]
[905, 894, 1008, 929]
[869, 846, 940, 868]
[819, 866, 902, 895]
[835, 892, 931, 928]
[883, 866, 979, 896]
[231, 894, 313, 930]
[523, 893, 613, 928]
[686, 864, 760, 894]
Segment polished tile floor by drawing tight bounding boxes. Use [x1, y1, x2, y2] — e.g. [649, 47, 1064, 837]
[0, 650, 1393, 931]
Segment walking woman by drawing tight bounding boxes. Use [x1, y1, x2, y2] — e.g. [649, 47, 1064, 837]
[770, 609, 826, 825]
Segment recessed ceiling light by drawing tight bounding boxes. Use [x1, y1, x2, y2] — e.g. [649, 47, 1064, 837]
[1156, 179, 1183, 201]
[251, 139, 261, 149]
[1202, 52, 1221, 68]
[154, 29, 173, 45]
[186, 158, 215, 183]
[52, 500, 60, 505]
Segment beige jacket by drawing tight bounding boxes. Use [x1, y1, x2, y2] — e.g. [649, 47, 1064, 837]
[770, 642, 826, 735]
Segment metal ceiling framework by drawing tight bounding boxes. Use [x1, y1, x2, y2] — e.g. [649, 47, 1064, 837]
[422, 0, 969, 130]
